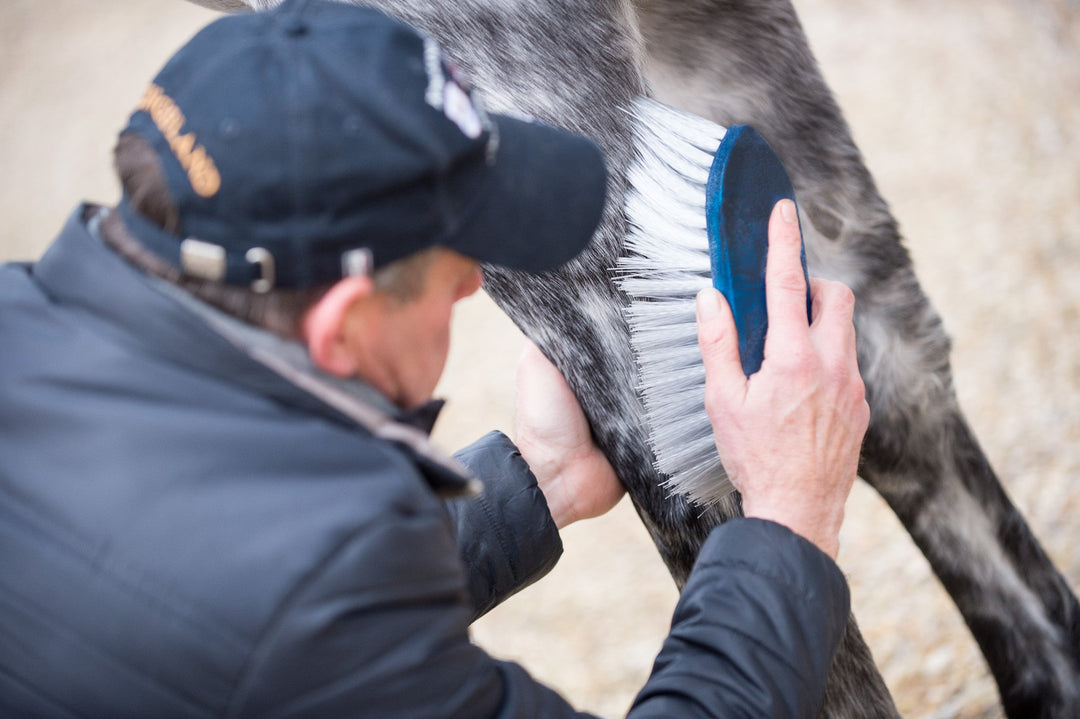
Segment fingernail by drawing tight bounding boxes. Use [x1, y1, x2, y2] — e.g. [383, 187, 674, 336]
[779, 199, 797, 225]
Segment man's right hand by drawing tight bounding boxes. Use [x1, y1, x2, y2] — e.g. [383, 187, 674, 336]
[696, 199, 870, 559]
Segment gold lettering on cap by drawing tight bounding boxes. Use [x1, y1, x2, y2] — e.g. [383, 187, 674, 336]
[137, 83, 222, 198]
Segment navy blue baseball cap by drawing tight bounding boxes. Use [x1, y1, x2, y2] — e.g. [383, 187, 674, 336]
[117, 0, 608, 291]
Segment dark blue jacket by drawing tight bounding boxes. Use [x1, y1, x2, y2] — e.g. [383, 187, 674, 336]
[0, 206, 850, 718]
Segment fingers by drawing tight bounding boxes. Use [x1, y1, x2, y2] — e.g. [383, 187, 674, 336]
[516, 340, 577, 422]
[516, 341, 561, 435]
[515, 340, 546, 403]
[763, 199, 811, 352]
[517, 339, 553, 382]
[696, 287, 747, 406]
[809, 277, 869, 427]
[809, 278, 858, 357]
[516, 339, 591, 450]
[515, 339, 624, 529]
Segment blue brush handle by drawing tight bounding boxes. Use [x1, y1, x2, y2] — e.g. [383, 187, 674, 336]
[705, 125, 811, 376]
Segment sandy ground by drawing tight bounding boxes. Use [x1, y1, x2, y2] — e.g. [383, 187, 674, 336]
[2, 1, 1077, 717]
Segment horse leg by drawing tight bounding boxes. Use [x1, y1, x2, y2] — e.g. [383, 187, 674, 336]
[631, 1, 1080, 715]
[348, 1, 902, 716]
[191, 1, 913, 714]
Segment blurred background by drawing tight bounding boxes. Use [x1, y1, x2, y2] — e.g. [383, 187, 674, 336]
[1, 1, 1076, 716]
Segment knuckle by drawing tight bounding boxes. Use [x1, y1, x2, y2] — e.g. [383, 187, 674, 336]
[697, 319, 727, 354]
[699, 334, 733, 369]
[827, 357, 851, 385]
[699, 326, 727, 352]
[776, 226, 802, 251]
[774, 268, 807, 295]
[819, 280, 855, 315]
[860, 398, 873, 427]
[774, 345, 818, 382]
[702, 387, 729, 422]
[854, 372, 868, 399]
[849, 374, 868, 406]
[703, 389, 721, 417]
[847, 375, 871, 424]
[832, 282, 856, 312]
[786, 345, 814, 370]
[829, 280, 855, 308]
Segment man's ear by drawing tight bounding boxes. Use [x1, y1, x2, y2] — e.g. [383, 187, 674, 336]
[302, 276, 374, 377]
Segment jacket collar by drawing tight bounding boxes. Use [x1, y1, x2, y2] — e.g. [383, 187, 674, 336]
[32, 205, 480, 499]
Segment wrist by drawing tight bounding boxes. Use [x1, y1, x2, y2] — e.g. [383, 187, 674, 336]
[743, 500, 844, 560]
[539, 474, 574, 530]
[530, 445, 616, 530]
[517, 436, 574, 530]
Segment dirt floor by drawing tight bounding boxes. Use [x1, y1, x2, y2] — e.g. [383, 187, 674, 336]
[2, 1, 1077, 717]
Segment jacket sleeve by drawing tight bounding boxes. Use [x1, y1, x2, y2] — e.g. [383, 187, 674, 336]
[445, 432, 849, 716]
[446, 430, 564, 620]
[628, 518, 851, 719]
[231, 511, 848, 719]
[228, 479, 600, 719]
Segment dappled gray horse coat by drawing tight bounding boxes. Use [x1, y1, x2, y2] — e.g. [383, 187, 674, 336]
[189, 1, 1080, 716]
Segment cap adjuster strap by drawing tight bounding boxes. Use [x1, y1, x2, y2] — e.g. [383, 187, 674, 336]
[181, 239, 272, 291]
[119, 196, 272, 290]
[179, 237, 275, 292]
[180, 238, 226, 281]
[245, 247, 275, 293]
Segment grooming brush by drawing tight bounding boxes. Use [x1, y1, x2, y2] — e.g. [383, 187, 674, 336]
[618, 97, 810, 506]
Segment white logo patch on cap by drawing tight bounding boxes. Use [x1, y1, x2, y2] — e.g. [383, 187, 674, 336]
[423, 37, 488, 141]
[442, 82, 483, 139]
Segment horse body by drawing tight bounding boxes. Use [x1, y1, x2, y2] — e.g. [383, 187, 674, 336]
[196, 1, 1080, 715]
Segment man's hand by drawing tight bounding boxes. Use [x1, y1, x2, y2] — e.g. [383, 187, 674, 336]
[696, 199, 870, 559]
[515, 341, 624, 529]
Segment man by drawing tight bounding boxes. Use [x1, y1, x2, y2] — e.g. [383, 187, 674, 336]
[0, 1, 868, 717]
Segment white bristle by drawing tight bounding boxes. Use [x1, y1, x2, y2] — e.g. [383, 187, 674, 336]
[627, 164, 708, 226]
[634, 139, 712, 186]
[616, 97, 736, 506]
[633, 98, 729, 152]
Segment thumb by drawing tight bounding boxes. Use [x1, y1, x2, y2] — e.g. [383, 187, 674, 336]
[696, 288, 747, 400]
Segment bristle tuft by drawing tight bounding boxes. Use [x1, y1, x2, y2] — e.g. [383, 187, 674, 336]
[616, 98, 737, 507]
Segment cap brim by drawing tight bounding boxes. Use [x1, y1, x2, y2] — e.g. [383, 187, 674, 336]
[445, 114, 608, 273]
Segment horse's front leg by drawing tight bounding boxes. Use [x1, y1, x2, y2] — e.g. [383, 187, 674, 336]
[363, 3, 903, 718]
[632, 1, 1080, 716]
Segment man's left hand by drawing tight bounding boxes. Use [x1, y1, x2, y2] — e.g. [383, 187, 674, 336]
[515, 341, 624, 529]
